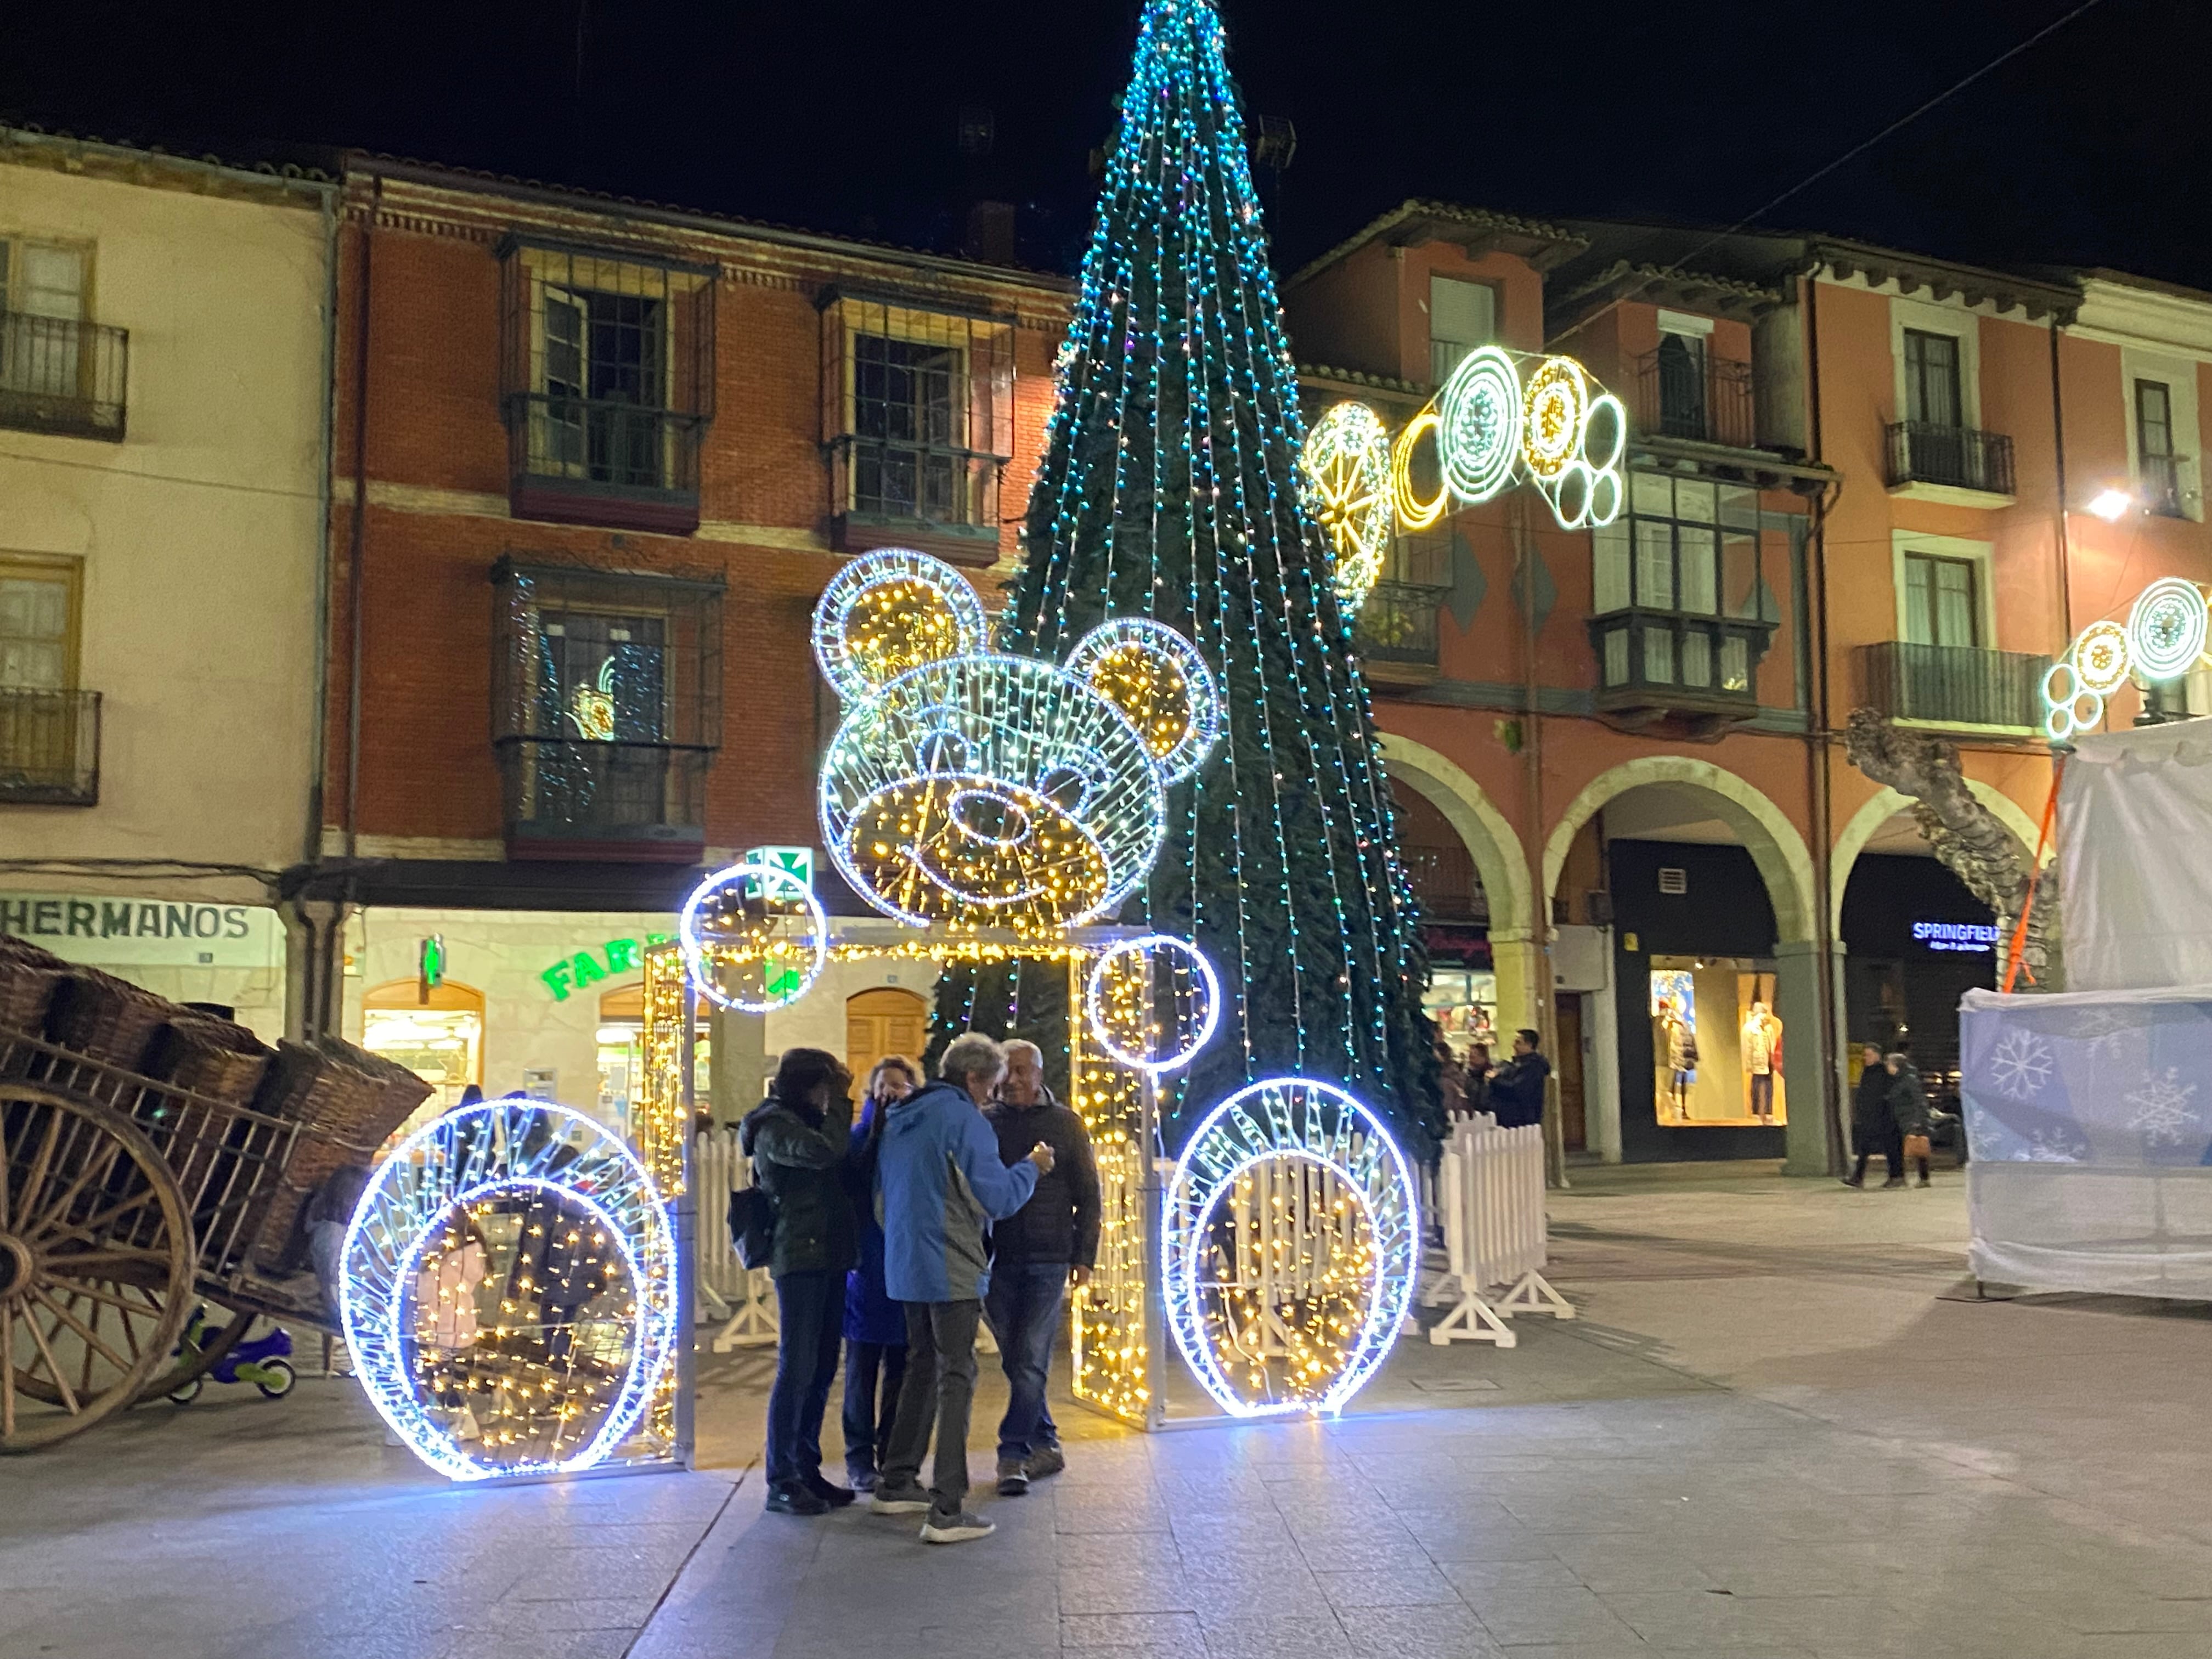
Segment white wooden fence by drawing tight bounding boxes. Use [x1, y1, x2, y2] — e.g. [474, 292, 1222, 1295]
[1425, 1115, 1572, 1346]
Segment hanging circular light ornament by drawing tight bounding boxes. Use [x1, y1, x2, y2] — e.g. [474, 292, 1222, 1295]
[2126, 577, 2209, 682]
[1436, 346, 1523, 504]
[1084, 934, 1221, 1073]
[1297, 402, 1395, 614]
[1066, 617, 1224, 782]
[1390, 409, 1448, 531]
[1520, 357, 1589, 481]
[680, 861, 827, 1012]
[813, 547, 989, 703]
[1581, 393, 1629, 475]
[1585, 465, 1625, 529]
[1161, 1077, 1418, 1418]
[2040, 661, 2105, 742]
[2072, 620, 2132, 696]
[341, 1096, 679, 1483]
[1545, 461, 1598, 531]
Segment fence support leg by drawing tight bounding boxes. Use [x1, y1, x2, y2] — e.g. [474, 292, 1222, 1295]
[1496, 1268, 1575, 1321]
[1428, 1292, 1518, 1348]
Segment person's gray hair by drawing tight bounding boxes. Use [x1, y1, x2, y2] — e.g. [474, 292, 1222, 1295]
[940, 1031, 1008, 1091]
[1002, 1038, 1043, 1065]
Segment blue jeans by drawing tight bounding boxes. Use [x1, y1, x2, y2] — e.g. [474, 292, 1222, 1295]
[766, 1271, 843, 1488]
[839, 1339, 906, 1476]
[983, 1262, 1066, 1462]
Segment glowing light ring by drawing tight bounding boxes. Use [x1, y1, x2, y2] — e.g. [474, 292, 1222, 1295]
[1585, 465, 1625, 528]
[2128, 578, 2208, 681]
[1391, 409, 1447, 531]
[1066, 617, 1224, 782]
[1162, 1078, 1418, 1418]
[1544, 460, 1597, 531]
[680, 861, 827, 1012]
[1084, 934, 1221, 1073]
[1520, 357, 1589, 481]
[1437, 346, 1523, 504]
[820, 653, 1166, 932]
[340, 1098, 678, 1483]
[2072, 620, 2132, 696]
[1581, 393, 1629, 473]
[1299, 403, 1395, 614]
[812, 547, 988, 703]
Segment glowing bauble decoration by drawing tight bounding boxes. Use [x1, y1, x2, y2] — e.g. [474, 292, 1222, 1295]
[2127, 578, 2208, 681]
[1520, 357, 1588, 481]
[340, 1097, 679, 1482]
[2073, 620, 2131, 696]
[1437, 346, 1523, 505]
[1084, 933, 1220, 1073]
[680, 860, 827, 1012]
[813, 547, 988, 702]
[1066, 618, 1224, 783]
[1297, 402, 1395, 615]
[2040, 661, 2104, 743]
[1162, 1077, 1419, 1418]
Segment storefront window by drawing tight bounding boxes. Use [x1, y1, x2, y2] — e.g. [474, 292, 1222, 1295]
[1649, 955, 1785, 1127]
[1424, 967, 1498, 1065]
[363, 980, 485, 1114]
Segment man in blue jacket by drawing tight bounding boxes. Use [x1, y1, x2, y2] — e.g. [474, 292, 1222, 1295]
[871, 1031, 1052, 1544]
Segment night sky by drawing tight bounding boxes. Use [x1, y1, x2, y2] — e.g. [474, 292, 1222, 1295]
[5, 0, 2202, 287]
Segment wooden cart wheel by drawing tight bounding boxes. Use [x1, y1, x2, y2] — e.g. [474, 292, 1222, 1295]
[2, 1085, 194, 1452]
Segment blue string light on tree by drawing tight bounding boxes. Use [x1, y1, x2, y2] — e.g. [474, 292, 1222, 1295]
[340, 1097, 679, 1482]
[1161, 1077, 1418, 1417]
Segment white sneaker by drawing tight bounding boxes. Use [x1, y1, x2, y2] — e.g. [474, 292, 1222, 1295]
[870, 1483, 932, 1515]
[920, 1509, 996, 1544]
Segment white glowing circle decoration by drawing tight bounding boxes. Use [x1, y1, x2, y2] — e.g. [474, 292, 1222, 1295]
[1581, 393, 1629, 474]
[1437, 346, 1524, 504]
[1066, 617, 1224, 783]
[2072, 620, 2132, 696]
[680, 861, 827, 1012]
[2127, 578, 2209, 682]
[819, 653, 1169, 932]
[1084, 933, 1221, 1073]
[813, 546, 989, 702]
[1163, 1077, 1419, 1418]
[1297, 402, 1395, 614]
[340, 1097, 679, 1483]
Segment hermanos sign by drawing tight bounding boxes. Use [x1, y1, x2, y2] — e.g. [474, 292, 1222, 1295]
[0, 893, 281, 969]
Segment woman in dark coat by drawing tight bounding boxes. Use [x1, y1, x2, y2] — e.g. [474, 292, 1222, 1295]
[839, 1054, 920, 1491]
[1887, 1044, 1934, 1188]
[740, 1047, 857, 1515]
[1843, 1042, 1900, 1188]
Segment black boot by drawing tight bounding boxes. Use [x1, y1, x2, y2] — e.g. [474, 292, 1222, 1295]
[765, 1480, 830, 1516]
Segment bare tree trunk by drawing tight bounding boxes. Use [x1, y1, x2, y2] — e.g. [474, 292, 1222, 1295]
[1843, 709, 2062, 991]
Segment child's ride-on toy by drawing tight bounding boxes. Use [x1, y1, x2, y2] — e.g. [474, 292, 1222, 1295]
[167, 1307, 297, 1404]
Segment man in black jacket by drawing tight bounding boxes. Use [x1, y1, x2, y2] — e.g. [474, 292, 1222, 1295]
[1487, 1028, 1551, 1129]
[982, 1040, 1100, 1496]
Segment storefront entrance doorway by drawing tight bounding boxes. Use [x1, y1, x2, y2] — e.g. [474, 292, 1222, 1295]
[362, 979, 485, 1110]
[847, 986, 927, 1085]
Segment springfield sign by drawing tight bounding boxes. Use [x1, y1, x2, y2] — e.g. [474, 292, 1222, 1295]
[0, 893, 281, 969]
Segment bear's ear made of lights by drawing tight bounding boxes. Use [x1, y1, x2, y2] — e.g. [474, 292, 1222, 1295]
[1065, 617, 1223, 783]
[813, 546, 989, 703]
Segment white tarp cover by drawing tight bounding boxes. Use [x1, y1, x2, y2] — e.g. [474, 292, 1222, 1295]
[2058, 719, 2212, 990]
[1961, 985, 2212, 1298]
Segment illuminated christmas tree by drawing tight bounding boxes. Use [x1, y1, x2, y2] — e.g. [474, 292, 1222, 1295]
[933, 0, 1440, 1151]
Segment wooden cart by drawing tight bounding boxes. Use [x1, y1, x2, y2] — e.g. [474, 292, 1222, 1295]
[1, 1022, 399, 1452]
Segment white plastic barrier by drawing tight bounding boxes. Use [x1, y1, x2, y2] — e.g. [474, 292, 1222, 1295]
[1425, 1115, 1573, 1346]
[694, 1128, 780, 1350]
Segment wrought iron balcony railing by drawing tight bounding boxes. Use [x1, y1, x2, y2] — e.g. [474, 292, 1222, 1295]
[503, 394, 706, 533]
[1354, 582, 1444, 682]
[1857, 640, 2046, 730]
[1633, 349, 1756, 450]
[827, 435, 1005, 549]
[0, 688, 101, 805]
[0, 312, 128, 441]
[1886, 421, 2015, 496]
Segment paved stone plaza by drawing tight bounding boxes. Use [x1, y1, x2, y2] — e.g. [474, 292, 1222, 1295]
[7, 1163, 2211, 1659]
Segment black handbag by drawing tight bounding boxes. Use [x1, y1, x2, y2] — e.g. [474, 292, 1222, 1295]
[728, 1185, 776, 1272]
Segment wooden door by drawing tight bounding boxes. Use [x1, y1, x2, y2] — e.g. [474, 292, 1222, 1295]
[1556, 995, 1587, 1152]
[847, 987, 928, 1087]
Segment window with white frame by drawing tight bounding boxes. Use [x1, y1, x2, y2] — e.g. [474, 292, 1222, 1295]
[1428, 276, 1495, 385]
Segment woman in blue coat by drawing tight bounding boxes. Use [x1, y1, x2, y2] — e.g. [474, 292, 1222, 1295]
[840, 1055, 920, 1490]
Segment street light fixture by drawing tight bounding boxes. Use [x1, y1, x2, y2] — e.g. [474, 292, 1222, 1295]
[2087, 487, 2134, 522]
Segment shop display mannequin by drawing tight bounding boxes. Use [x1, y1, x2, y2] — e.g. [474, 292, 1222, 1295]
[1743, 1001, 1782, 1121]
[1660, 998, 1697, 1120]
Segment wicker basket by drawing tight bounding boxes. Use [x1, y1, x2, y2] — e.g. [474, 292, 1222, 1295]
[45, 966, 172, 1073]
[0, 938, 67, 1074]
[146, 1013, 274, 1110]
[250, 1039, 431, 1271]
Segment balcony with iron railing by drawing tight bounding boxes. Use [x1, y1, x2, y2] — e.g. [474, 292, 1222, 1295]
[1857, 640, 2046, 731]
[1353, 581, 1444, 685]
[1886, 421, 2016, 499]
[826, 435, 1005, 562]
[0, 312, 128, 441]
[1632, 348, 1756, 450]
[503, 395, 708, 535]
[0, 689, 101, 805]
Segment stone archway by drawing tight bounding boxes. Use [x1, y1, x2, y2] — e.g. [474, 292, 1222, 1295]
[1376, 734, 1533, 936]
[1829, 783, 2046, 932]
[1543, 757, 1818, 944]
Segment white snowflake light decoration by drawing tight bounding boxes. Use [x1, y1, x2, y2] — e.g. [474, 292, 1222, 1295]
[2125, 1067, 2200, 1148]
[1985, 1028, 2055, 1102]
